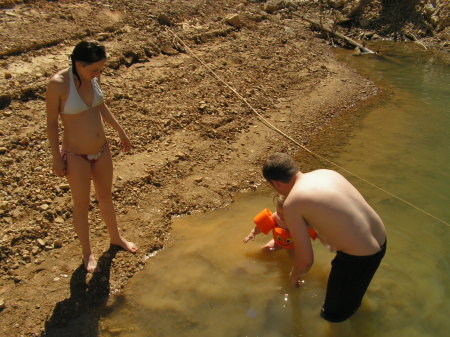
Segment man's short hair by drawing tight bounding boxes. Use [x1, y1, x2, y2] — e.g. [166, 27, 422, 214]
[262, 153, 299, 183]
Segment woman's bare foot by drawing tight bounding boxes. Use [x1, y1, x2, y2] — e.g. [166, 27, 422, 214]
[83, 253, 100, 273]
[110, 236, 138, 253]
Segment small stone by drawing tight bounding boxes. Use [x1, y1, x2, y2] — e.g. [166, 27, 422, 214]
[10, 209, 22, 218]
[264, 0, 284, 14]
[40, 204, 49, 211]
[430, 14, 439, 26]
[54, 217, 64, 224]
[18, 137, 29, 146]
[175, 152, 187, 160]
[359, 18, 370, 28]
[37, 238, 46, 247]
[107, 328, 124, 334]
[157, 13, 172, 26]
[225, 14, 244, 28]
[363, 32, 374, 40]
[0, 298, 6, 311]
[4, 73, 12, 79]
[423, 4, 435, 16]
[329, 0, 344, 9]
[58, 183, 70, 190]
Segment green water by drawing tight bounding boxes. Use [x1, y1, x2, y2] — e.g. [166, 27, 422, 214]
[101, 44, 450, 337]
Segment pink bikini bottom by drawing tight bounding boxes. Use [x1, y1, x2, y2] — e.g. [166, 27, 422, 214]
[61, 142, 108, 165]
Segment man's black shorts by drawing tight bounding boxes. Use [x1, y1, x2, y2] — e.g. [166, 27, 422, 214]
[320, 240, 387, 322]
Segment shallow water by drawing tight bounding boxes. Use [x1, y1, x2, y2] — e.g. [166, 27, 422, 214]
[102, 192, 336, 337]
[101, 43, 450, 337]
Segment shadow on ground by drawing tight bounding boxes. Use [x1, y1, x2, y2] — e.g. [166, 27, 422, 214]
[341, 0, 431, 38]
[42, 246, 124, 337]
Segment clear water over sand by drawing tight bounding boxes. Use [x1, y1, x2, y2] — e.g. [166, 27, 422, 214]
[101, 43, 450, 337]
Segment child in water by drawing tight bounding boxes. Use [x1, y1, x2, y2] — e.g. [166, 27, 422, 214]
[243, 195, 291, 253]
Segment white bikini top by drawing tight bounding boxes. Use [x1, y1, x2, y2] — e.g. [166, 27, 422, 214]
[62, 67, 104, 115]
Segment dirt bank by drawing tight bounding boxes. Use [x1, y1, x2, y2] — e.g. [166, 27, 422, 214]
[0, 1, 446, 336]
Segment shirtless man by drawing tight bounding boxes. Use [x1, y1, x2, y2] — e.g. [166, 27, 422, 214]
[262, 152, 387, 322]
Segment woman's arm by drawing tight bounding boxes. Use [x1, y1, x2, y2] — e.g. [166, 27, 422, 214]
[98, 102, 131, 152]
[46, 78, 65, 177]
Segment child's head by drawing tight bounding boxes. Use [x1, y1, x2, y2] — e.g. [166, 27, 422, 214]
[273, 194, 286, 219]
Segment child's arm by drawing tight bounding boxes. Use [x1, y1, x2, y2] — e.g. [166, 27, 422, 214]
[271, 212, 286, 227]
[243, 226, 261, 243]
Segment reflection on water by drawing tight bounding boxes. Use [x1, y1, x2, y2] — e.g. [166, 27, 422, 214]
[101, 43, 449, 337]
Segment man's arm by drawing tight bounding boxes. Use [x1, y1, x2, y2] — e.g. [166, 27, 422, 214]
[284, 201, 314, 287]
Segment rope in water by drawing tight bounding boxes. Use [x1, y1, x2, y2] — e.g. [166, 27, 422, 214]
[165, 27, 450, 228]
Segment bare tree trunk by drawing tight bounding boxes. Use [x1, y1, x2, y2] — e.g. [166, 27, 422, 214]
[293, 13, 376, 54]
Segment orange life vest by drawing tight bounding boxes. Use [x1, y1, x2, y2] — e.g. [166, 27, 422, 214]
[253, 208, 317, 250]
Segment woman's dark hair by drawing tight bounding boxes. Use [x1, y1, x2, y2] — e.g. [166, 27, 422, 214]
[70, 41, 106, 85]
[262, 153, 299, 183]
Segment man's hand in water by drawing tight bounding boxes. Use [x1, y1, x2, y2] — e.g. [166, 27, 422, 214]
[295, 279, 305, 288]
[290, 268, 306, 288]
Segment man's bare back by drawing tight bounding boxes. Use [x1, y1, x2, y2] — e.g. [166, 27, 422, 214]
[286, 169, 386, 256]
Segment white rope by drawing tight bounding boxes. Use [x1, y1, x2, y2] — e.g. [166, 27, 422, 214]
[165, 27, 450, 228]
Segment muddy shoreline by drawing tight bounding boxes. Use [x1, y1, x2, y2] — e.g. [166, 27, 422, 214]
[1, 1, 446, 336]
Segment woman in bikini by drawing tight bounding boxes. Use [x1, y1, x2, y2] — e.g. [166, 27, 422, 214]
[46, 41, 137, 273]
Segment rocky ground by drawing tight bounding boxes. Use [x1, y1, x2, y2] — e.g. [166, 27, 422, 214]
[0, 1, 448, 336]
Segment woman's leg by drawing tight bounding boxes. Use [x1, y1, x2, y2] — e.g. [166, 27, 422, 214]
[91, 146, 137, 253]
[65, 154, 98, 272]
